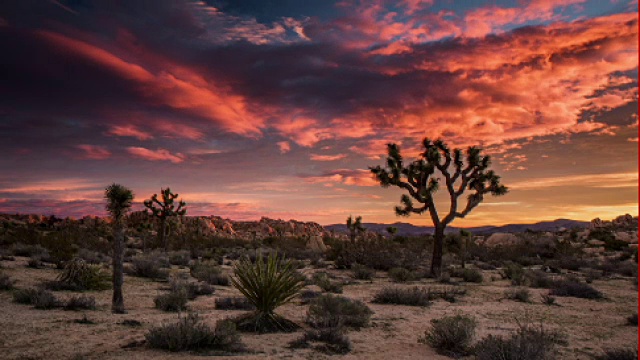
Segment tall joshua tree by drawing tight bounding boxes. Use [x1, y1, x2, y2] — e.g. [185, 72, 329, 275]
[370, 138, 507, 276]
[143, 188, 186, 252]
[346, 215, 365, 242]
[104, 183, 133, 314]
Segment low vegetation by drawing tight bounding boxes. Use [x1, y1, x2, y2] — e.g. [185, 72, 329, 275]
[474, 321, 567, 360]
[306, 294, 373, 329]
[289, 327, 352, 355]
[419, 314, 477, 357]
[372, 286, 432, 307]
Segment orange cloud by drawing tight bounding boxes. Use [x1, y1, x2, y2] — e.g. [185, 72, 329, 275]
[303, 169, 378, 187]
[310, 153, 347, 161]
[76, 144, 111, 160]
[126, 147, 185, 163]
[276, 141, 291, 154]
[107, 125, 153, 140]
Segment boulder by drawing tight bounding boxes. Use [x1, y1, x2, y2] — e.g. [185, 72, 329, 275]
[306, 235, 327, 252]
[483, 233, 520, 247]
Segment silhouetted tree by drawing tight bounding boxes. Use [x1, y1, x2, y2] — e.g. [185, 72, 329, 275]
[386, 226, 398, 238]
[346, 215, 365, 242]
[370, 138, 507, 276]
[143, 188, 186, 252]
[104, 183, 133, 314]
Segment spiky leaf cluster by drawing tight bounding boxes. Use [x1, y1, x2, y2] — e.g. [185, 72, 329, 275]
[104, 183, 134, 221]
[369, 138, 507, 225]
[143, 188, 187, 219]
[346, 215, 365, 233]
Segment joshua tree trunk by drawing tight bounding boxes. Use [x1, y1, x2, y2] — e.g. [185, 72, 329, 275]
[461, 235, 468, 269]
[430, 225, 445, 277]
[112, 224, 125, 313]
[160, 218, 167, 252]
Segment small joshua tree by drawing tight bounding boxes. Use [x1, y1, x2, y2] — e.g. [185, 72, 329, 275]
[144, 188, 186, 252]
[370, 139, 507, 276]
[346, 215, 365, 242]
[386, 226, 398, 239]
[105, 183, 133, 313]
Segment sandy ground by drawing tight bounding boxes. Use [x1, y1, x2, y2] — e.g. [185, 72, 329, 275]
[0, 257, 636, 360]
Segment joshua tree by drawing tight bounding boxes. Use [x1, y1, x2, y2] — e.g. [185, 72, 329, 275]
[143, 188, 186, 252]
[346, 215, 365, 242]
[370, 138, 507, 276]
[386, 226, 398, 238]
[104, 183, 133, 313]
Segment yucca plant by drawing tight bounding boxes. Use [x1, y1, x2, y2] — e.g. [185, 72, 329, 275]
[57, 258, 110, 291]
[231, 252, 305, 333]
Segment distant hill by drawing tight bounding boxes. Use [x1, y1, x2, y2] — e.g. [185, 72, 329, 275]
[324, 219, 590, 236]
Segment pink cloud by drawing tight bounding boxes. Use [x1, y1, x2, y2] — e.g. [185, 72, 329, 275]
[276, 141, 291, 154]
[107, 125, 153, 140]
[153, 121, 204, 140]
[310, 153, 347, 161]
[76, 144, 111, 160]
[126, 147, 185, 163]
[303, 169, 378, 187]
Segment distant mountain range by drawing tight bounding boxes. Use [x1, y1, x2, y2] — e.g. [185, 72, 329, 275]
[324, 219, 590, 236]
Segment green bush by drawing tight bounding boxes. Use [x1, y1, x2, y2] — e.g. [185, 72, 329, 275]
[351, 264, 374, 280]
[388, 267, 419, 282]
[549, 278, 603, 299]
[372, 286, 431, 307]
[230, 252, 305, 332]
[57, 258, 110, 291]
[190, 262, 229, 286]
[306, 294, 373, 329]
[63, 295, 96, 311]
[215, 297, 255, 310]
[419, 314, 476, 357]
[145, 313, 244, 352]
[289, 327, 352, 355]
[155, 289, 188, 312]
[169, 279, 213, 300]
[505, 287, 531, 303]
[474, 322, 567, 360]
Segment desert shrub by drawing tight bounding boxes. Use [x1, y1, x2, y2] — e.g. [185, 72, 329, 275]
[13, 288, 39, 304]
[438, 272, 452, 284]
[526, 271, 554, 288]
[457, 268, 483, 283]
[428, 286, 467, 303]
[372, 286, 431, 307]
[351, 264, 374, 280]
[63, 295, 96, 311]
[597, 260, 638, 277]
[230, 252, 305, 332]
[306, 294, 373, 329]
[299, 289, 322, 304]
[146, 313, 244, 352]
[190, 262, 229, 286]
[419, 314, 476, 357]
[388, 267, 419, 282]
[155, 289, 188, 312]
[0, 273, 14, 290]
[12, 243, 49, 258]
[474, 321, 567, 360]
[127, 253, 170, 280]
[57, 258, 110, 291]
[594, 348, 638, 360]
[32, 288, 60, 309]
[168, 251, 191, 266]
[502, 263, 526, 285]
[626, 313, 638, 326]
[505, 287, 531, 303]
[326, 236, 427, 270]
[549, 278, 603, 299]
[169, 279, 214, 300]
[27, 256, 43, 268]
[312, 272, 343, 293]
[76, 248, 110, 265]
[289, 327, 352, 355]
[215, 297, 255, 310]
[540, 293, 557, 306]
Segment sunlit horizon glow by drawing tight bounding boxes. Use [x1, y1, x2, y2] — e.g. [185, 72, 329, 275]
[0, 0, 637, 227]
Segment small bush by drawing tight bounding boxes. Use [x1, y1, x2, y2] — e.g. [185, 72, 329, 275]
[505, 287, 531, 303]
[541, 293, 557, 306]
[526, 271, 554, 288]
[419, 314, 476, 357]
[388, 267, 419, 283]
[215, 297, 255, 310]
[32, 288, 60, 309]
[549, 279, 603, 299]
[190, 263, 229, 286]
[299, 289, 322, 304]
[27, 256, 43, 268]
[169, 279, 214, 300]
[502, 263, 526, 285]
[351, 264, 374, 280]
[307, 294, 373, 329]
[626, 313, 638, 326]
[127, 254, 170, 280]
[12, 243, 48, 258]
[168, 251, 191, 266]
[474, 322, 567, 360]
[63, 295, 96, 311]
[57, 258, 110, 291]
[155, 289, 188, 312]
[0, 273, 14, 290]
[460, 268, 483, 283]
[289, 327, 352, 355]
[312, 272, 343, 293]
[146, 313, 244, 352]
[13, 288, 39, 304]
[372, 286, 432, 307]
[595, 348, 638, 360]
[428, 286, 467, 303]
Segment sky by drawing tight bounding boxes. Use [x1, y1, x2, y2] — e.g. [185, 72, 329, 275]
[0, 0, 637, 227]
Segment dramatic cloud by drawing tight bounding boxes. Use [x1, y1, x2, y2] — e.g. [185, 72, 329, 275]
[76, 145, 111, 160]
[126, 147, 185, 163]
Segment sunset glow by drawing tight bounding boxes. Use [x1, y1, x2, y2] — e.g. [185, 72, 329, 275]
[0, 0, 637, 226]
